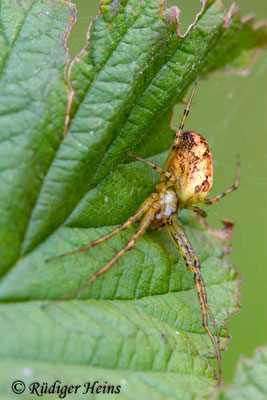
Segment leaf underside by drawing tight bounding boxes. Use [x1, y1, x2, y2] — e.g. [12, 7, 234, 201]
[0, 0, 266, 398]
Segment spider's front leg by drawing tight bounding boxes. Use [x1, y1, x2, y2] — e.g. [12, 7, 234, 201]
[167, 220, 222, 383]
[46, 193, 158, 262]
[44, 197, 160, 305]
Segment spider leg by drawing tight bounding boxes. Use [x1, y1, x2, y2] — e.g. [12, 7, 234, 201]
[190, 207, 211, 232]
[172, 76, 199, 148]
[167, 220, 221, 382]
[46, 194, 158, 262]
[170, 221, 220, 344]
[204, 155, 240, 205]
[126, 152, 175, 182]
[44, 204, 159, 305]
[172, 220, 221, 348]
[150, 225, 164, 231]
[186, 206, 217, 236]
[187, 205, 207, 218]
[162, 75, 199, 173]
[180, 98, 196, 105]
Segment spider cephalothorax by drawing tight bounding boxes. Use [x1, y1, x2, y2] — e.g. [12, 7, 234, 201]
[152, 186, 178, 227]
[46, 76, 240, 383]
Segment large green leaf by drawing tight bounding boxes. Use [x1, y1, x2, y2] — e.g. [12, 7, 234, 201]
[216, 345, 267, 400]
[0, 0, 75, 272]
[0, 0, 266, 398]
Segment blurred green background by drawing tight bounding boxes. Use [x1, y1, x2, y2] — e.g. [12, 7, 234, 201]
[69, 0, 267, 382]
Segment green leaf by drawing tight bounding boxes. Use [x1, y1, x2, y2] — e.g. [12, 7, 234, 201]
[0, 0, 266, 399]
[0, 0, 75, 272]
[20, 0, 267, 253]
[215, 346, 267, 400]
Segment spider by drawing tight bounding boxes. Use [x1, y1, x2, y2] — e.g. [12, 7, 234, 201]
[46, 76, 240, 382]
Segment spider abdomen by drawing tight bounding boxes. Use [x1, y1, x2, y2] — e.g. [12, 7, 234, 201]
[169, 131, 213, 204]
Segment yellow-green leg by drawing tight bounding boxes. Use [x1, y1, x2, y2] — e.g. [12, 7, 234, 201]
[126, 152, 175, 182]
[46, 193, 158, 262]
[162, 76, 199, 174]
[204, 155, 240, 205]
[167, 220, 222, 383]
[43, 202, 160, 304]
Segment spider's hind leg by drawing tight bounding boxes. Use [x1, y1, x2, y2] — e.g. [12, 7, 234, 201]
[187, 205, 207, 218]
[204, 155, 240, 205]
[192, 206, 211, 232]
[167, 220, 222, 383]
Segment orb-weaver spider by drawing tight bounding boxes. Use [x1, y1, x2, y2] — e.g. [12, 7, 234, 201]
[47, 76, 240, 382]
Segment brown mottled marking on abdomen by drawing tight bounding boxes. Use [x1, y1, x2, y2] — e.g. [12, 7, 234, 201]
[168, 131, 213, 204]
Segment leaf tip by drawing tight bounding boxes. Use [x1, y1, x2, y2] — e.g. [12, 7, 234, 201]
[163, 6, 181, 30]
[162, 0, 212, 39]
